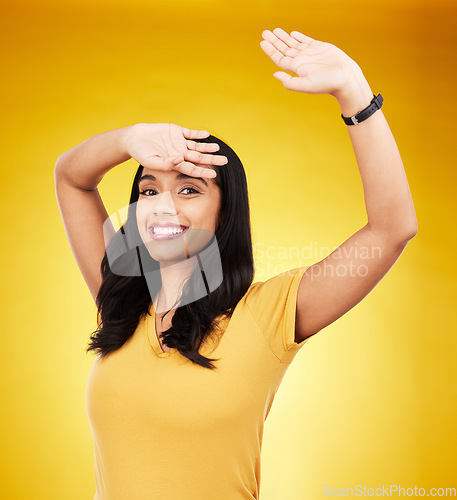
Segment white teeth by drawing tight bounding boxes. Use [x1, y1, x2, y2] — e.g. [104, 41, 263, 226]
[152, 227, 185, 235]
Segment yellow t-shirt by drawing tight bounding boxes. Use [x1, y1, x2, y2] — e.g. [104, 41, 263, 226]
[85, 267, 311, 500]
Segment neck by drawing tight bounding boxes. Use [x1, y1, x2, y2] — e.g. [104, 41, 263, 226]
[153, 256, 199, 314]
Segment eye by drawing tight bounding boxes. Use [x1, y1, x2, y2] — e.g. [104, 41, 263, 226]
[139, 186, 201, 197]
[180, 187, 201, 195]
[139, 189, 157, 196]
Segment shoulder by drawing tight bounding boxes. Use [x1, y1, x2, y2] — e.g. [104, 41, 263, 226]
[240, 267, 309, 361]
[244, 267, 307, 307]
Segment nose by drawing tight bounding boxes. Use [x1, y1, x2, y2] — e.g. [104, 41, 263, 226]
[151, 190, 177, 216]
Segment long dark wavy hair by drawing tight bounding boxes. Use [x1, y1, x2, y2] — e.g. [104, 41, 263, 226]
[86, 134, 254, 369]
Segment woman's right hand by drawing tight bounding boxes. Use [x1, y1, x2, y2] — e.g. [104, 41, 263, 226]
[124, 123, 228, 179]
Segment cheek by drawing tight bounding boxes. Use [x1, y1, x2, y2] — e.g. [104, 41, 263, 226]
[197, 198, 221, 229]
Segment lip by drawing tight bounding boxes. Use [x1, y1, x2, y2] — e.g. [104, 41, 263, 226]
[148, 223, 189, 240]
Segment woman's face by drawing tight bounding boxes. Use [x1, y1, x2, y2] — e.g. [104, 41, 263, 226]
[136, 167, 222, 263]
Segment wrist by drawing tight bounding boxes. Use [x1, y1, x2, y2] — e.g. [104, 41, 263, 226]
[334, 70, 374, 118]
[121, 124, 136, 158]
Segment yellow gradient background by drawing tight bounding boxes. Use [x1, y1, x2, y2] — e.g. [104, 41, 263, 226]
[1, 0, 456, 498]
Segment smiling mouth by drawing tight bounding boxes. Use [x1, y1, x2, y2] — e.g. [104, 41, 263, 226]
[148, 226, 189, 240]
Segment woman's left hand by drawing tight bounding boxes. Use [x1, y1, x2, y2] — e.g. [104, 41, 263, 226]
[260, 28, 367, 100]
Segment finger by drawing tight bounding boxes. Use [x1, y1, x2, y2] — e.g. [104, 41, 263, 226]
[183, 149, 228, 166]
[260, 39, 294, 70]
[181, 127, 210, 140]
[272, 27, 302, 50]
[261, 29, 289, 54]
[174, 160, 217, 179]
[290, 30, 315, 45]
[186, 140, 220, 153]
[171, 155, 185, 164]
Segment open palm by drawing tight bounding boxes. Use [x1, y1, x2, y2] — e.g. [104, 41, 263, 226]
[260, 28, 362, 98]
[126, 123, 228, 179]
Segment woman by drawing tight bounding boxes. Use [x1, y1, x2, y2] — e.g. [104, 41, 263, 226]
[55, 28, 417, 500]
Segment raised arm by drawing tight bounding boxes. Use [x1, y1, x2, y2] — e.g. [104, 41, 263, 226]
[260, 28, 418, 342]
[54, 126, 132, 303]
[54, 123, 228, 303]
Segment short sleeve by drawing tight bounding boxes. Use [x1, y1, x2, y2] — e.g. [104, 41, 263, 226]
[244, 267, 311, 363]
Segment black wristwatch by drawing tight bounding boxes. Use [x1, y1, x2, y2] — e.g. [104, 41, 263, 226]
[341, 94, 383, 125]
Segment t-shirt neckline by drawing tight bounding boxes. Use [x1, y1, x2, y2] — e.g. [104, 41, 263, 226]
[145, 303, 177, 358]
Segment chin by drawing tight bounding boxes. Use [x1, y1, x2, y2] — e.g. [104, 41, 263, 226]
[143, 242, 188, 263]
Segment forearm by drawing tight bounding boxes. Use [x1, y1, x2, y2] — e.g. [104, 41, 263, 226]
[54, 125, 133, 190]
[336, 73, 418, 241]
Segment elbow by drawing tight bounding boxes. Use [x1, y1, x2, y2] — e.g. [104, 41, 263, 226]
[54, 155, 64, 178]
[369, 218, 418, 248]
[395, 220, 418, 247]
[408, 225, 418, 240]
[54, 161, 61, 182]
[403, 218, 419, 241]
[54, 150, 70, 171]
[400, 206, 419, 242]
[54, 153, 71, 182]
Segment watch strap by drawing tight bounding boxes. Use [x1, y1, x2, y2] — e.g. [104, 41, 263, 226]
[341, 93, 383, 125]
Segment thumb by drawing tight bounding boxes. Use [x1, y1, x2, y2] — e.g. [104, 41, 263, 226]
[273, 71, 306, 92]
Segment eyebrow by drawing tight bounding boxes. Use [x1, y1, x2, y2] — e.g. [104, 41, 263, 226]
[139, 172, 208, 187]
